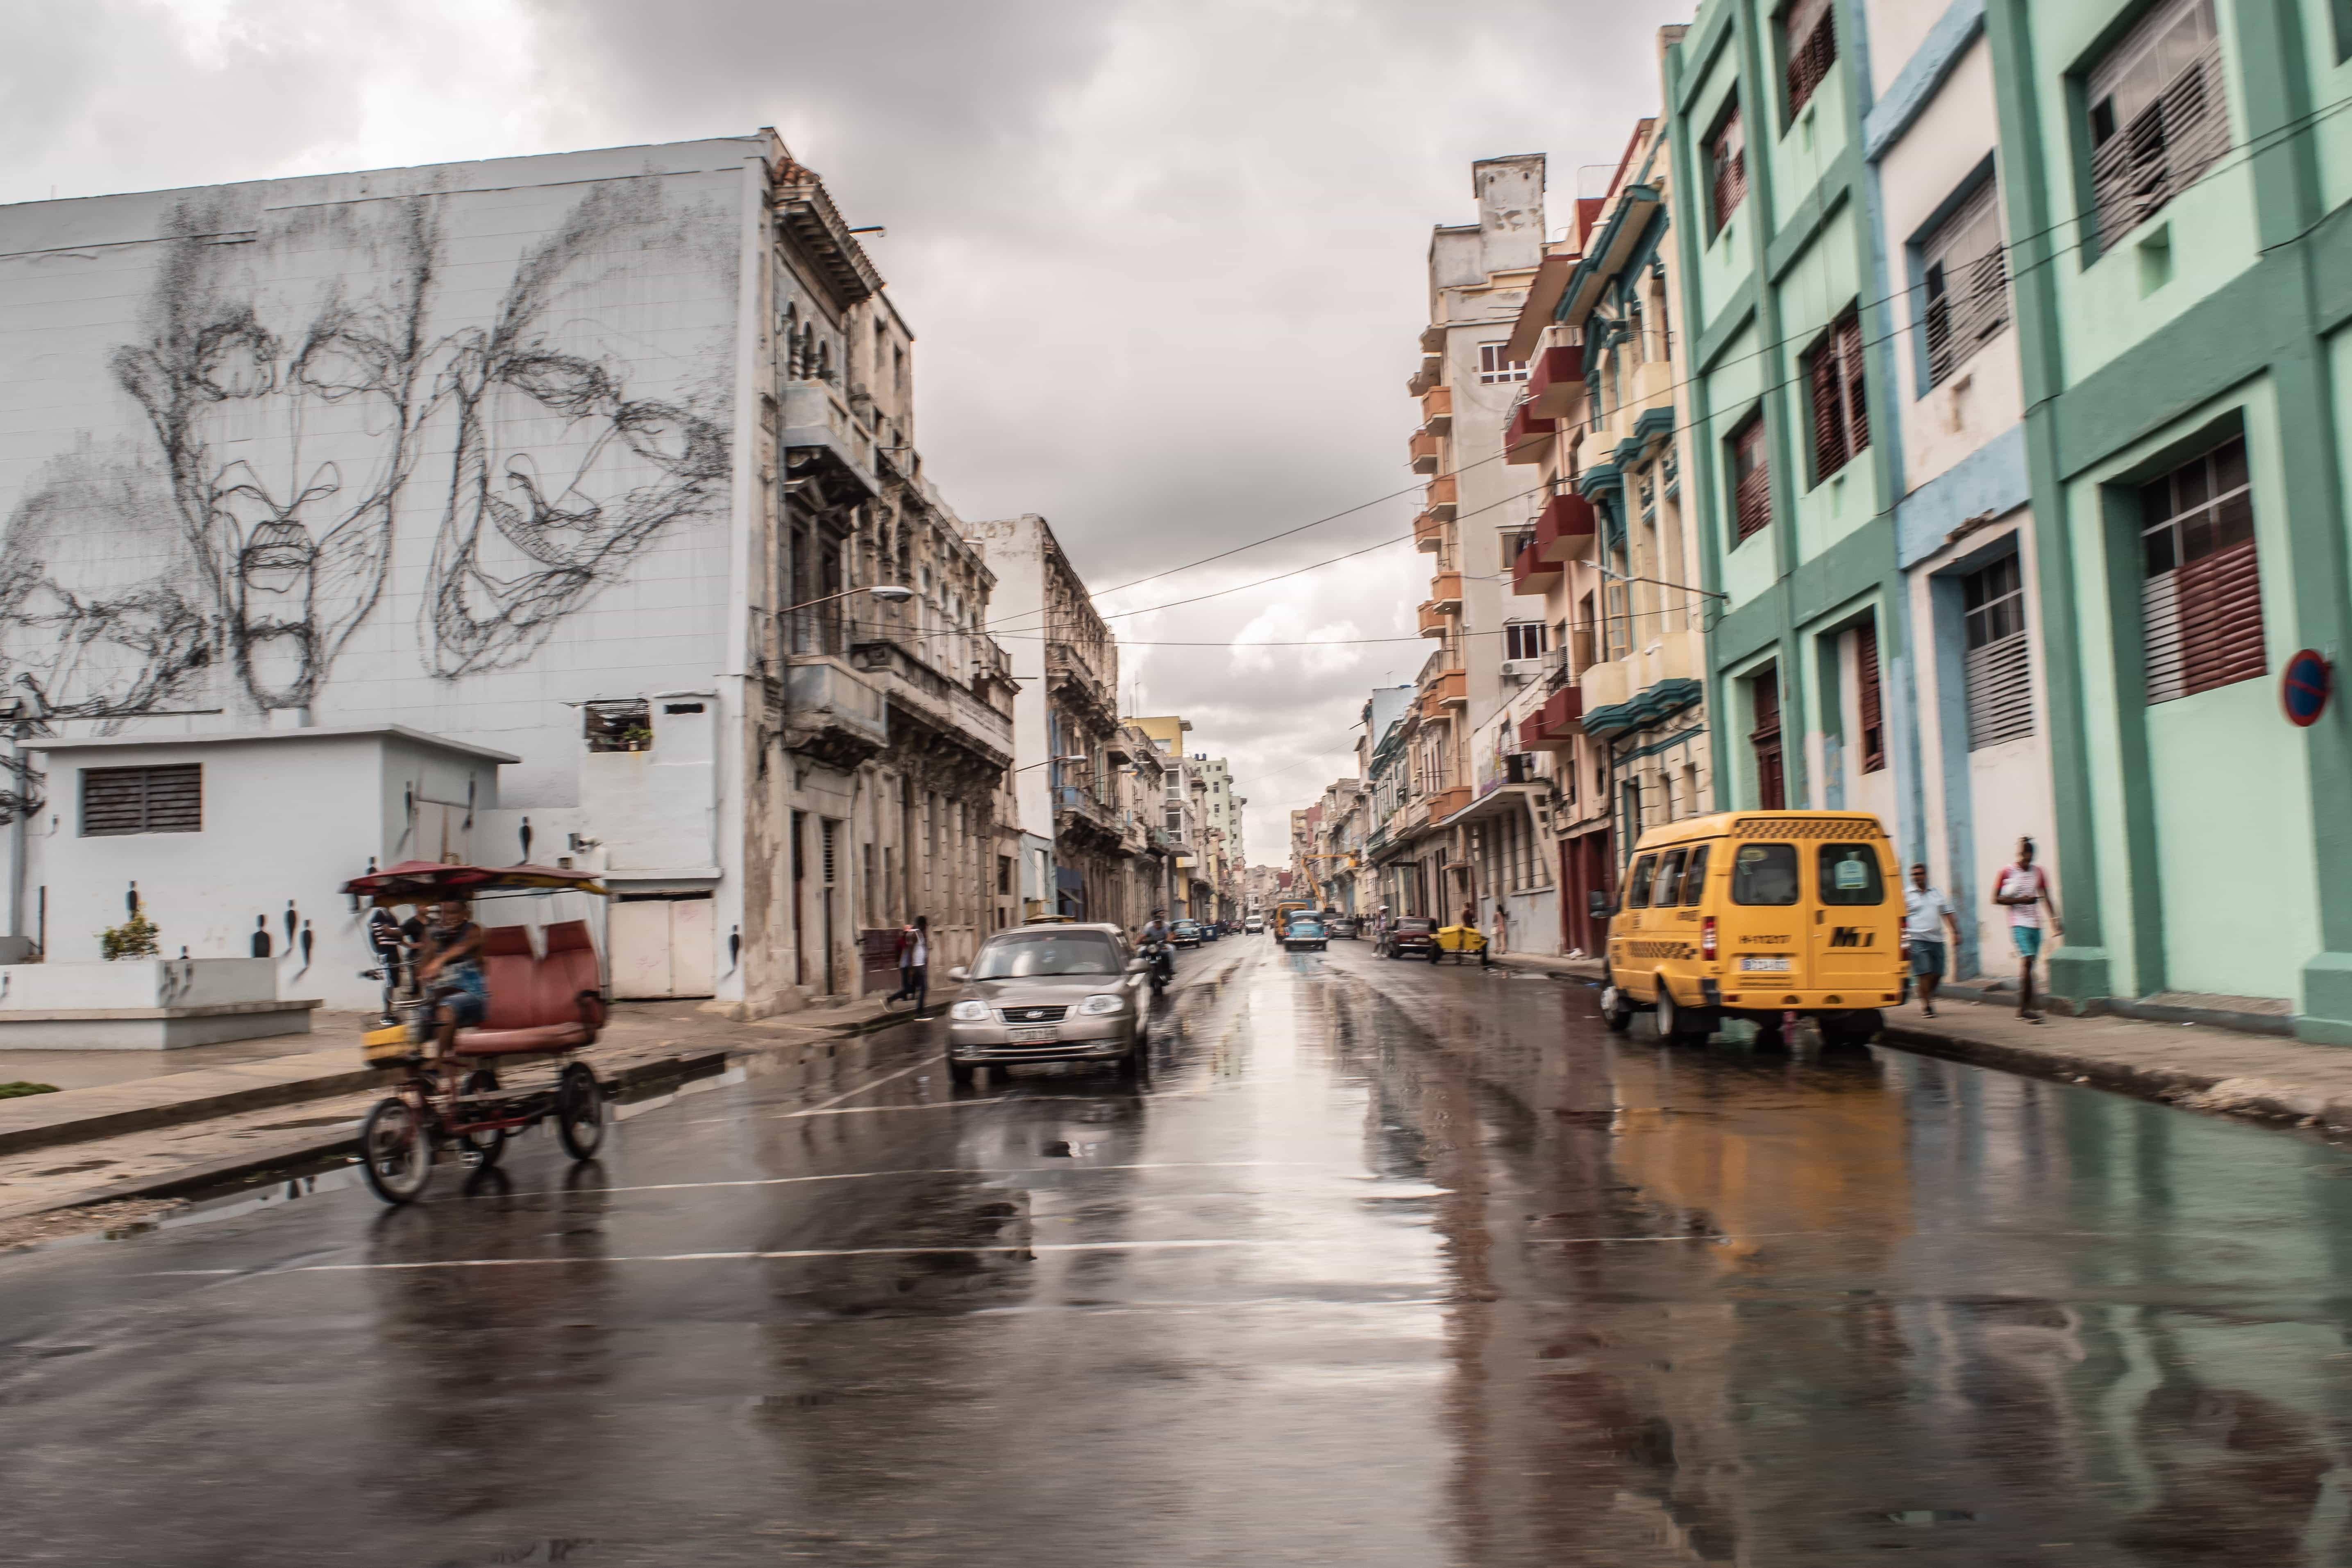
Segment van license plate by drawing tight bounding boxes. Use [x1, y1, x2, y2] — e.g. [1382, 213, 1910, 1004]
[1739, 957, 1791, 973]
[1007, 1026, 1060, 1044]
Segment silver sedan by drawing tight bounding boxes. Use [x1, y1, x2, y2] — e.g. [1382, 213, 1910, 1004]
[942, 923, 1149, 1085]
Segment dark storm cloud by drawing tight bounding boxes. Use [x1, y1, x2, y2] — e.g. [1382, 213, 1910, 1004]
[2, 0, 1691, 849]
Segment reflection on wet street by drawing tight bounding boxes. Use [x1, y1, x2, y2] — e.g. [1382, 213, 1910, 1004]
[7, 939, 2352, 1565]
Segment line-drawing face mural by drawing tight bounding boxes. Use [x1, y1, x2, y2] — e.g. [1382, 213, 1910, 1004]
[114, 195, 438, 713]
[425, 181, 731, 677]
[0, 173, 733, 729]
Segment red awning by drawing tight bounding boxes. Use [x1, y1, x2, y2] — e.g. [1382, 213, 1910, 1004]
[340, 861, 611, 905]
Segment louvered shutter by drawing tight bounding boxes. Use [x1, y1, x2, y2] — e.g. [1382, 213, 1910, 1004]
[1731, 413, 1771, 541]
[1855, 622, 1885, 772]
[80, 764, 201, 836]
[1809, 342, 1845, 481]
[2142, 438, 2263, 704]
[1784, 0, 1837, 118]
[1965, 634, 2035, 747]
[1839, 313, 1868, 458]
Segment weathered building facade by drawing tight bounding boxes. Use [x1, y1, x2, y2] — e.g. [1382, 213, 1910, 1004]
[0, 132, 1017, 1012]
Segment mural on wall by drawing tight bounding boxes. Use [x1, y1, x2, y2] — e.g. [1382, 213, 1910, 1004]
[0, 174, 733, 725]
[114, 194, 439, 713]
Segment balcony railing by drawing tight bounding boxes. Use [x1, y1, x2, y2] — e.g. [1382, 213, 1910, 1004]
[1419, 384, 1453, 435]
[1535, 488, 1598, 560]
[1511, 535, 1561, 596]
[1517, 685, 1583, 752]
[1423, 474, 1457, 520]
[1414, 511, 1447, 554]
[1409, 429, 1442, 474]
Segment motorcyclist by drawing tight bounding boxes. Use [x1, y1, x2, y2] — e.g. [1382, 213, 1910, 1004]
[1138, 909, 1174, 986]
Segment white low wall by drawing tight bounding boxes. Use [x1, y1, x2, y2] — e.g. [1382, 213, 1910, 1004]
[0, 958, 279, 1011]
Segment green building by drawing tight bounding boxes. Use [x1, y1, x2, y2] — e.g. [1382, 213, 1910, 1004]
[1667, 0, 2352, 1040]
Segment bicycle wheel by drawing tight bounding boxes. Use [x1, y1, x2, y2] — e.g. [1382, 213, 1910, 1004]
[359, 1096, 433, 1205]
[555, 1063, 605, 1160]
[452, 1067, 508, 1170]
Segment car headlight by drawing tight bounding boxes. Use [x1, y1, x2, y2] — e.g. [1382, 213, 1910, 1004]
[949, 1000, 990, 1021]
[1077, 993, 1126, 1016]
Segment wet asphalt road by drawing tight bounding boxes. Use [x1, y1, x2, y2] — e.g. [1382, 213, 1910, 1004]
[7, 939, 2352, 1566]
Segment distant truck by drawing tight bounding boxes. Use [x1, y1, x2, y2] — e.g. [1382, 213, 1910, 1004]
[1271, 902, 1310, 939]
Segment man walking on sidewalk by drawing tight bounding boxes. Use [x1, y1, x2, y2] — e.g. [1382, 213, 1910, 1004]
[1992, 837, 2061, 1023]
[1904, 865, 1961, 1018]
[890, 915, 930, 1014]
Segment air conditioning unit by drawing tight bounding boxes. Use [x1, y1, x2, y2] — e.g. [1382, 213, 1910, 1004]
[1499, 658, 1540, 684]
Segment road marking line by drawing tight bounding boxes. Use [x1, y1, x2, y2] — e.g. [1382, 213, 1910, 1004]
[774, 1095, 1010, 1119]
[686, 1059, 930, 1124]
[534, 1160, 1311, 1197]
[144, 1238, 1273, 1277]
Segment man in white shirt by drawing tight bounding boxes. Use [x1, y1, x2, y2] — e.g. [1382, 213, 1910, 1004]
[1991, 836, 2061, 1023]
[1905, 865, 1962, 1018]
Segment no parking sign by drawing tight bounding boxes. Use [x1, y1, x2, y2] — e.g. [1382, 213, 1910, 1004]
[2282, 649, 2333, 728]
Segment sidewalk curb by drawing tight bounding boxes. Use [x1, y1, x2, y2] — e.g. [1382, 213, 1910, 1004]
[1880, 1023, 2352, 1132]
[0, 1048, 736, 1227]
[0, 1064, 388, 1160]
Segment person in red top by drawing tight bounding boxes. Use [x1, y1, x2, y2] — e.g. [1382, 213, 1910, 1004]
[1991, 837, 2062, 1024]
[888, 915, 930, 1015]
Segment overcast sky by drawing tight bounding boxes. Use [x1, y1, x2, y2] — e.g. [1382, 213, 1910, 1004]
[2, 0, 1690, 863]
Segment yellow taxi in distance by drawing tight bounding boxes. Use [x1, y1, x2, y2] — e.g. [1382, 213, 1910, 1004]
[1601, 810, 1905, 1048]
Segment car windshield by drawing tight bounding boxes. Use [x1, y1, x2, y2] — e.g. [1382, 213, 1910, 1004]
[970, 931, 1123, 979]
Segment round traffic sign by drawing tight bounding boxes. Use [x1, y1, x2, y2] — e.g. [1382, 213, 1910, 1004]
[2282, 648, 2332, 727]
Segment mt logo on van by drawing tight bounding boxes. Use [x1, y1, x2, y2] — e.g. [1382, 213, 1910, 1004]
[1600, 810, 1905, 1051]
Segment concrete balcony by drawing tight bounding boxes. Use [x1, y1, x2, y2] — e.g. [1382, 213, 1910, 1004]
[783, 655, 889, 770]
[1420, 385, 1453, 436]
[1517, 686, 1583, 751]
[1408, 429, 1442, 474]
[1414, 511, 1447, 554]
[1535, 490, 1598, 561]
[1423, 474, 1457, 520]
[780, 380, 879, 499]
[1526, 343, 1585, 419]
[1427, 784, 1473, 821]
[846, 638, 1014, 768]
[1577, 628, 1705, 739]
[1430, 667, 1468, 708]
[1504, 399, 1554, 465]
[1512, 537, 1561, 596]
[1428, 571, 1463, 611]
[1417, 601, 1451, 639]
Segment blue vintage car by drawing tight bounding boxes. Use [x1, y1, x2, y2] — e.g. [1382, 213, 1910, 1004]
[1283, 917, 1328, 953]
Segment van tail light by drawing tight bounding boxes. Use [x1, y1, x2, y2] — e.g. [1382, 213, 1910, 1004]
[1702, 917, 1717, 960]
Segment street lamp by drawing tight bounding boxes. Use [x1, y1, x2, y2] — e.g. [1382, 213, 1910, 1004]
[780, 583, 913, 613]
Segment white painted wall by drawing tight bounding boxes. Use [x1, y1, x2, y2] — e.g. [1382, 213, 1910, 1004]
[0, 140, 762, 1003]
[1875, 39, 2024, 494]
[24, 728, 508, 1007]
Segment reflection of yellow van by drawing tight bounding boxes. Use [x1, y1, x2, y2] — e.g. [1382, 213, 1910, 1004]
[1601, 810, 1904, 1047]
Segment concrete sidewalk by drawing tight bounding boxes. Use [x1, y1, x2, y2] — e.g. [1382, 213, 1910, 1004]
[1495, 947, 2352, 1132]
[0, 992, 921, 1162]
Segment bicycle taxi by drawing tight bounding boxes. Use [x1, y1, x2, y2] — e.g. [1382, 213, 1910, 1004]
[341, 860, 613, 1205]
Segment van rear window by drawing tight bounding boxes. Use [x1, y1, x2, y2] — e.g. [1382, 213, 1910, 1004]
[1679, 845, 1710, 905]
[1730, 843, 1800, 905]
[1818, 844, 1886, 905]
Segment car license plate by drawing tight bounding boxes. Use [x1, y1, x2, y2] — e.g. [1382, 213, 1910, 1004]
[1006, 1026, 1059, 1044]
[1739, 956, 1791, 973]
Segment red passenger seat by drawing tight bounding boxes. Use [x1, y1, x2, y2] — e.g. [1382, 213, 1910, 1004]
[454, 920, 608, 1057]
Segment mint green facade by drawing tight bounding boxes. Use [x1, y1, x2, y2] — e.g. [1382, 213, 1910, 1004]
[1669, 0, 2352, 1040]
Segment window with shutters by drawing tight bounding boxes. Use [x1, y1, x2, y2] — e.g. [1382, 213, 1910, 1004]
[1782, 0, 1837, 120]
[1750, 670, 1787, 810]
[1505, 622, 1549, 661]
[1855, 620, 1886, 773]
[1706, 99, 1747, 236]
[2086, 0, 2227, 252]
[2141, 435, 2263, 703]
[1729, 409, 1771, 542]
[81, 764, 201, 836]
[1962, 554, 2035, 747]
[1805, 308, 1869, 483]
[1921, 179, 2009, 388]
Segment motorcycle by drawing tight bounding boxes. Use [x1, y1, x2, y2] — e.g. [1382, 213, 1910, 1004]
[1139, 939, 1174, 994]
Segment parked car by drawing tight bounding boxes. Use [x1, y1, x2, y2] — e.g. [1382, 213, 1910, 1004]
[942, 922, 1148, 1085]
[1283, 916, 1329, 953]
[1244, 917, 1265, 934]
[1378, 917, 1438, 960]
[1170, 919, 1204, 948]
[1326, 915, 1357, 939]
